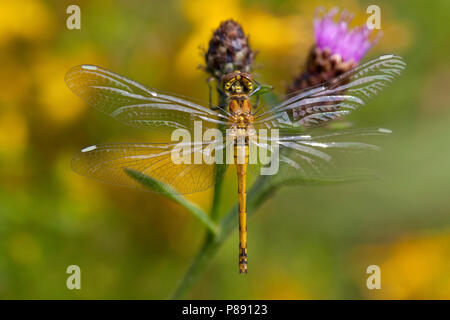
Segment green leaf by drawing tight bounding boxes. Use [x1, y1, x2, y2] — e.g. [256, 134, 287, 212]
[125, 169, 219, 235]
[252, 84, 274, 97]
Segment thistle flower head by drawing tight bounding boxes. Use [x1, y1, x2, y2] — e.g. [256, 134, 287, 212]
[204, 20, 255, 79]
[314, 7, 380, 64]
[287, 7, 381, 94]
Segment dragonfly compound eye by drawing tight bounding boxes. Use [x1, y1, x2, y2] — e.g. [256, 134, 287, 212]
[224, 78, 253, 95]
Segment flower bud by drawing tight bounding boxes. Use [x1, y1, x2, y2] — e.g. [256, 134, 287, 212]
[204, 20, 255, 79]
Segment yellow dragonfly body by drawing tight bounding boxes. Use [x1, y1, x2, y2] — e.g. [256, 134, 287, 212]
[223, 71, 255, 273]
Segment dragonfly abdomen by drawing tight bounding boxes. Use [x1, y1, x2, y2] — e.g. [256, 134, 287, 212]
[234, 144, 249, 274]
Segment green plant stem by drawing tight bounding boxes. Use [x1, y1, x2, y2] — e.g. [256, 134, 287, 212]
[171, 176, 273, 299]
[210, 166, 225, 222]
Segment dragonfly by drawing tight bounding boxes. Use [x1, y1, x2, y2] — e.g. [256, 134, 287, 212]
[66, 54, 406, 274]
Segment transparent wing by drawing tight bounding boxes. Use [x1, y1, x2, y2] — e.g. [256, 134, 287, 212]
[72, 141, 229, 194]
[254, 55, 406, 130]
[248, 127, 391, 184]
[65, 65, 230, 134]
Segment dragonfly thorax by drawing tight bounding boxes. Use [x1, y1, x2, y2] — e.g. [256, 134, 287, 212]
[229, 98, 253, 127]
[231, 111, 254, 129]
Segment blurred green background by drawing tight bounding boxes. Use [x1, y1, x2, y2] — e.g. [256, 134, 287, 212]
[0, 0, 449, 299]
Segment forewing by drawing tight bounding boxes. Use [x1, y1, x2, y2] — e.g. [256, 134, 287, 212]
[254, 55, 406, 130]
[65, 65, 229, 134]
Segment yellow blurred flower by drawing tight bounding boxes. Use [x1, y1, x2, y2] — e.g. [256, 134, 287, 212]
[176, 0, 307, 79]
[0, 0, 54, 46]
[245, 12, 305, 53]
[32, 49, 106, 125]
[0, 57, 31, 104]
[0, 106, 28, 158]
[253, 272, 311, 299]
[176, 0, 411, 89]
[33, 58, 85, 125]
[352, 232, 450, 299]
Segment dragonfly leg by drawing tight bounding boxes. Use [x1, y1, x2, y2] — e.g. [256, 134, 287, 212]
[249, 81, 273, 98]
[254, 95, 260, 109]
[207, 77, 227, 111]
[210, 104, 228, 111]
[249, 81, 264, 110]
[216, 85, 226, 99]
[249, 81, 262, 97]
[206, 77, 216, 108]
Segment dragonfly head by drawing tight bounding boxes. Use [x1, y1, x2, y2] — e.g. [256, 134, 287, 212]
[223, 71, 253, 96]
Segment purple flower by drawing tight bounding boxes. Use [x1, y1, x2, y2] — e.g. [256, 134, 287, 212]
[314, 7, 381, 63]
